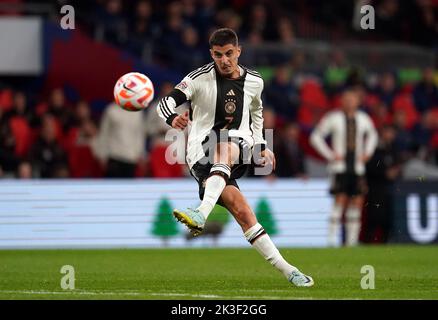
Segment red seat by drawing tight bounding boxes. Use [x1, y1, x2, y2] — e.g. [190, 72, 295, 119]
[68, 144, 102, 178]
[9, 116, 31, 157]
[392, 93, 420, 129]
[298, 80, 330, 128]
[0, 89, 13, 112]
[149, 144, 184, 178]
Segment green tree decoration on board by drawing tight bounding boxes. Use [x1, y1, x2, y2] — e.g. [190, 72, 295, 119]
[208, 204, 230, 225]
[151, 197, 179, 246]
[255, 197, 278, 236]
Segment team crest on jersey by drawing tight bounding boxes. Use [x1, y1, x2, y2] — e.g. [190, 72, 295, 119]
[176, 81, 188, 91]
[225, 98, 236, 114]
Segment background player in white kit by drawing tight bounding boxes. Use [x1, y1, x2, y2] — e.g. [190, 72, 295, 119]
[310, 89, 378, 247]
[157, 28, 313, 287]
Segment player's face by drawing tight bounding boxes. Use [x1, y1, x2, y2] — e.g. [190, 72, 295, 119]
[210, 44, 241, 77]
[341, 91, 360, 114]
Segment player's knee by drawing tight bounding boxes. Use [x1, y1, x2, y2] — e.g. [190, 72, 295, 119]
[232, 205, 254, 226]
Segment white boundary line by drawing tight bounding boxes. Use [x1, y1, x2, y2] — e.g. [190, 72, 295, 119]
[0, 289, 319, 300]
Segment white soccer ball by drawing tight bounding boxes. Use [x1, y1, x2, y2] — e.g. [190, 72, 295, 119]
[113, 72, 155, 111]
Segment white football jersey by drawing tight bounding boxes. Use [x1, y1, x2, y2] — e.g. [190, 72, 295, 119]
[157, 62, 266, 169]
[310, 109, 378, 175]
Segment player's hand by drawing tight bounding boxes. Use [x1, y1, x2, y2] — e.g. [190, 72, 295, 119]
[171, 111, 189, 130]
[259, 148, 276, 171]
[333, 153, 344, 161]
[360, 154, 371, 163]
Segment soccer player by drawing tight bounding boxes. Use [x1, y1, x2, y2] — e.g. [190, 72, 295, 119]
[157, 28, 313, 287]
[310, 88, 378, 247]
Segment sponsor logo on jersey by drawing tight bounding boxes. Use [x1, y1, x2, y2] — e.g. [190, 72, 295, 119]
[176, 81, 188, 91]
[226, 89, 235, 96]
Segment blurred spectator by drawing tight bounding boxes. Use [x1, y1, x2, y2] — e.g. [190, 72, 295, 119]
[17, 161, 33, 179]
[375, 72, 398, 107]
[4, 91, 33, 158]
[29, 114, 69, 178]
[0, 107, 20, 175]
[412, 110, 438, 163]
[37, 88, 73, 137]
[324, 49, 349, 95]
[276, 17, 295, 45]
[392, 109, 414, 156]
[375, 0, 402, 41]
[274, 122, 307, 178]
[95, 0, 128, 46]
[216, 9, 243, 35]
[365, 124, 403, 243]
[265, 65, 299, 121]
[413, 68, 438, 113]
[146, 83, 185, 178]
[242, 3, 276, 41]
[92, 102, 146, 178]
[4, 91, 35, 124]
[197, 0, 218, 39]
[173, 26, 206, 74]
[128, 0, 158, 57]
[65, 101, 101, 178]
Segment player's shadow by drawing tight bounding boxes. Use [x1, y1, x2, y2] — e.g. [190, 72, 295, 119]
[184, 221, 224, 246]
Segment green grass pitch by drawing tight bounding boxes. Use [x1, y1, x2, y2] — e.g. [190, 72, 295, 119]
[0, 246, 437, 300]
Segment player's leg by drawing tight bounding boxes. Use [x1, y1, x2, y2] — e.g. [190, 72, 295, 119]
[328, 193, 347, 247]
[173, 141, 239, 235]
[196, 142, 239, 219]
[220, 185, 314, 287]
[345, 195, 363, 246]
[345, 175, 367, 246]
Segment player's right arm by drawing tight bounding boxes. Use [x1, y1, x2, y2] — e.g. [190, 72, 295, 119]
[310, 112, 339, 161]
[156, 76, 196, 130]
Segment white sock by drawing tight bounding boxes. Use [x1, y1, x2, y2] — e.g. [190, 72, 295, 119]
[346, 206, 361, 246]
[244, 223, 297, 278]
[197, 163, 231, 219]
[328, 204, 343, 247]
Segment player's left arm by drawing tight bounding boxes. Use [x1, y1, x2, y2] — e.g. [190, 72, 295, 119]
[362, 113, 378, 162]
[251, 79, 276, 170]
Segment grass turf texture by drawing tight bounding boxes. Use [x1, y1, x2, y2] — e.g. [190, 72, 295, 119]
[0, 246, 437, 300]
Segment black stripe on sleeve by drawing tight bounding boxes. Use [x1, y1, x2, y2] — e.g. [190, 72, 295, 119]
[162, 98, 173, 116]
[169, 88, 188, 106]
[191, 64, 214, 80]
[159, 99, 171, 117]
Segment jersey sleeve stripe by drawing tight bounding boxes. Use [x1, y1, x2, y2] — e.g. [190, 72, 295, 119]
[246, 70, 262, 79]
[188, 63, 214, 79]
[159, 98, 171, 117]
[162, 97, 174, 117]
[187, 62, 212, 78]
[191, 64, 215, 80]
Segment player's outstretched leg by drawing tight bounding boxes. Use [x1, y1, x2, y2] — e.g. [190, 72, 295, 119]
[244, 223, 314, 287]
[173, 163, 231, 236]
[221, 185, 314, 287]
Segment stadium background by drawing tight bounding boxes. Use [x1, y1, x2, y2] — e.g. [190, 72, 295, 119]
[0, 0, 437, 249]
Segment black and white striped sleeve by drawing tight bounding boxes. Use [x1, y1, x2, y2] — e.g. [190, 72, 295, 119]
[157, 76, 194, 126]
[251, 77, 267, 150]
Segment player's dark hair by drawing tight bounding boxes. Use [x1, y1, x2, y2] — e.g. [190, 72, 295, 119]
[209, 28, 238, 48]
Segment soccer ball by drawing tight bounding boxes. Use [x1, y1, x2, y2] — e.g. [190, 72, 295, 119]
[113, 72, 154, 111]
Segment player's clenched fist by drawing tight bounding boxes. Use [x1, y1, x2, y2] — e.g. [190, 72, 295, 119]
[171, 111, 189, 130]
[259, 148, 276, 170]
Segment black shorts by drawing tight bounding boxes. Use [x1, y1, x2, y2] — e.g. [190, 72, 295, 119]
[190, 137, 250, 205]
[329, 173, 368, 196]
